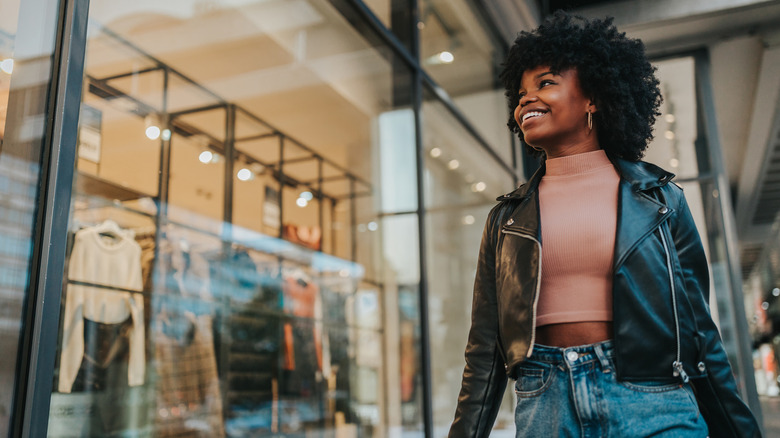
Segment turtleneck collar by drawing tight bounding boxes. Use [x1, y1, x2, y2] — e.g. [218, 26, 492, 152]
[544, 149, 612, 177]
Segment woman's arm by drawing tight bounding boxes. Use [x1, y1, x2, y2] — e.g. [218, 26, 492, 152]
[672, 189, 762, 438]
[449, 205, 509, 438]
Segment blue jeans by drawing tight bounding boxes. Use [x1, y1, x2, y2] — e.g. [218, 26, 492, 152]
[514, 340, 709, 437]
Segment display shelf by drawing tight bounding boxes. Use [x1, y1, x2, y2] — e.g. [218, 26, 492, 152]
[76, 172, 154, 202]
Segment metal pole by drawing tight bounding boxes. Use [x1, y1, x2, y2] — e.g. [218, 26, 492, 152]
[694, 50, 763, 425]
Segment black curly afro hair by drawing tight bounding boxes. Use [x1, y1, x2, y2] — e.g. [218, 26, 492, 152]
[500, 11, 662, 161]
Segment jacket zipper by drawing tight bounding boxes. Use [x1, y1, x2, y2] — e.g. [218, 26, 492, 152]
[501, 228, 542, 358]
[658, 225, 688, 383]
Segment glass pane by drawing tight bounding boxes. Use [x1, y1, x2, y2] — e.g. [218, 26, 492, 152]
[0, 0, 60, 432]
[48, 2, 418, 437]
[419, 0, 512, 166]
[422, 87, 516, 436]
[644, 57, 701, 179]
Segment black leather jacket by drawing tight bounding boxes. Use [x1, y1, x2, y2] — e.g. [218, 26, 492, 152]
[449, 158, 761, 438]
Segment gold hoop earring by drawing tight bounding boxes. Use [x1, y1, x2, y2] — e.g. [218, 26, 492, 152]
[587, 111, 593, 131]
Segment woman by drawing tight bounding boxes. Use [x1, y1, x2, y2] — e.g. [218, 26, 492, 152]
[449, 12, 761, 438]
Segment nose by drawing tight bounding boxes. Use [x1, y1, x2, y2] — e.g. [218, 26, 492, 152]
[519, 92, 537, 107]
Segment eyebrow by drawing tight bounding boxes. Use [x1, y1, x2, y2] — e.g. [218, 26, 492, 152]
[518, 71, 555, 94]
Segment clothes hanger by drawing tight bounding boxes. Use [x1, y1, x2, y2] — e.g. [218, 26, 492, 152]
[93, 219, 125, 241]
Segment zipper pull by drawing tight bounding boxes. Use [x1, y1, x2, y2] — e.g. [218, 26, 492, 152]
[672, 361, 689, 383]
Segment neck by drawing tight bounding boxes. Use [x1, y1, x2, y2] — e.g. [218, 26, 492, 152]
[537, 130, 600, 159]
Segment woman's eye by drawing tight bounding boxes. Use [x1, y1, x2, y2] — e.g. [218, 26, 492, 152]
[540, 80, 554, 87]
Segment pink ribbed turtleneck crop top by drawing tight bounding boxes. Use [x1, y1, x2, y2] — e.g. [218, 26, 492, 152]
[536, 149, 620, 327]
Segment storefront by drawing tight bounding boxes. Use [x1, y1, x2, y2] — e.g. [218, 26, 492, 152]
[0, 0, 762, 436]
[1, 0, 520, 436]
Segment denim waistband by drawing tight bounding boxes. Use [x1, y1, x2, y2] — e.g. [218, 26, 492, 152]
[528, 340, 615, 368]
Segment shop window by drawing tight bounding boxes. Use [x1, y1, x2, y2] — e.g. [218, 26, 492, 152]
[47, 1, 418, 437]
[421, 86, 516, 435]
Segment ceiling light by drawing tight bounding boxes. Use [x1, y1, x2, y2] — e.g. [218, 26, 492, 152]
[198, 151, 213, 164]
[762, 301, 770, 310]
[664, 130, 675, 140]
[237, 168, 253, 181]
[664, 114, 675, 123]
[448, 159, 460, 170]
[430, 147, 442, 158]
[438, 51, 454, 63]
[772, 288, 780, 297]
[0, 58, 13, 74]
[367, 221, 378, 231]
[144, 115, 160, 140]
[462, 215, 475, 225]
[161, 129, 172, 141]
[145, 125, 161, 140]
[300, 191, 313, 201]
[669, 158, 679, 168]
[296, 197, 308, 207]
[471, 182, 486, 192]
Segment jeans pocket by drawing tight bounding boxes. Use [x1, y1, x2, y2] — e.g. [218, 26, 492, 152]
[514, 362, 553, 398]
[619, 379, 682, 393]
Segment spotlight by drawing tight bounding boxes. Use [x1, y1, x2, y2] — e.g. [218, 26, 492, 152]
[438, 51, 454, 63]
[664, 130, 675, 140]
[448, 159, 460, 170]
[772, 288, 780, 297]
[430, 147, 442, 158]
[462, 215, 475, 225]
[145, 126, 161, 140]
[296, 198, 308, 207]
[471, 182, 486, 192]
[664, 114, 676, 123]
[300, 191, 313, 201]
[144, 115, 161, 140]
[0, 58, 13, 74]
[198, 151, 213, 164]
[367, 221, 378, 231]
[237, 168, 254, 181]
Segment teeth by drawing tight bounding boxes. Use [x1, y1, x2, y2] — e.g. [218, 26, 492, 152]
[522, 111, 545, 122]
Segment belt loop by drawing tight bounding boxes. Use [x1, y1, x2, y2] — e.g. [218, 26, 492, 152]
[593, 343, 611, 372]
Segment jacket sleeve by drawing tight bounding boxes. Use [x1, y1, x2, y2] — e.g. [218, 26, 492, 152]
[672, 189, 761, 438]
[449, 205, 508, 438]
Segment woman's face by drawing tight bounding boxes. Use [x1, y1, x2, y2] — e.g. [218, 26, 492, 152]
[514, 65, 597, 157]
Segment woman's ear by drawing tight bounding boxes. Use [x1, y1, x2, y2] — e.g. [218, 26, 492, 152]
[588, 101, 597, 113]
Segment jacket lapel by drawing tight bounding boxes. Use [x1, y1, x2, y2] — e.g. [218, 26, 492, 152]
[612, 159, 675, 270]
[613, 179, 672, 270]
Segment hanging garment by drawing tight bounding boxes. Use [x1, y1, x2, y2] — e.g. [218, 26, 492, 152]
[59, 224, 145, 393]
[153, 312, 224, 437]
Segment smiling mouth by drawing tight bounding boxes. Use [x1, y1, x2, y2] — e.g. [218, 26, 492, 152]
[522, 111, 546, 123]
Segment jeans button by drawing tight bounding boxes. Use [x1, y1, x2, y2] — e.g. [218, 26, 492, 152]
[566, 351, 579, 362]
